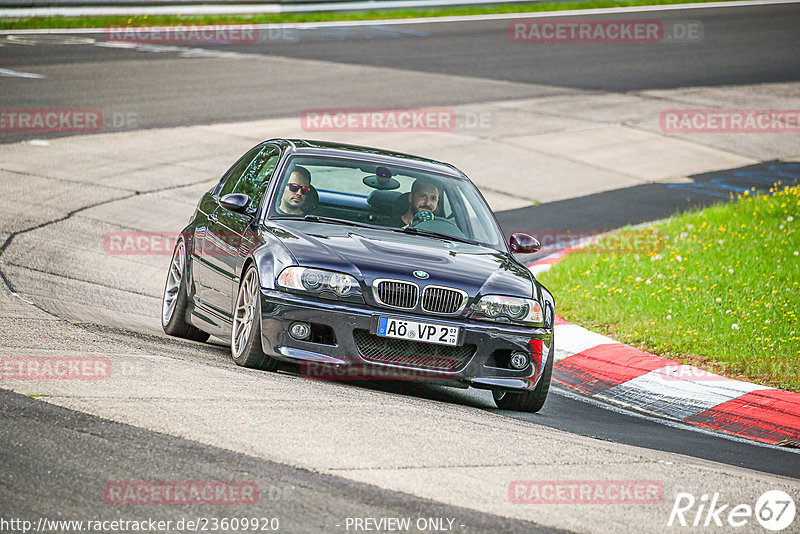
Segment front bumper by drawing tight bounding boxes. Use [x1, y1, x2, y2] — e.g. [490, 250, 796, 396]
[259, 289, 553, 391]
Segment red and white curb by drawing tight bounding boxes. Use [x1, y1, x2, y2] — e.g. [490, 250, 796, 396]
[530, 251, 800, 447]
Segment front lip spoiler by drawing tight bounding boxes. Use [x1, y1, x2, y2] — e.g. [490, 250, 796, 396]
[278, 346, 467, 378]
[469, 377, 536, 391]
[277, 346, 346, 365]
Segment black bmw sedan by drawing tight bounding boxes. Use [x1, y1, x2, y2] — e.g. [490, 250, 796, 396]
[162, 139, 555, 412]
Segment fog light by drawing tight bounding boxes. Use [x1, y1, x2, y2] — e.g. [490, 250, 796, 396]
[290, 322, 311, 340]
[510, 351, 529, 370]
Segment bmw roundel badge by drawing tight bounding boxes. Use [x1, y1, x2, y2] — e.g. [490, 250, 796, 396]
[413, 270, 429, 279]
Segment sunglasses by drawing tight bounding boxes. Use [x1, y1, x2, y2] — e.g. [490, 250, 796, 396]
[287, 183, 311, 195]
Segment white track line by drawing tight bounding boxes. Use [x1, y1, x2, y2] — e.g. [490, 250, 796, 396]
[0, 67, 45, 78]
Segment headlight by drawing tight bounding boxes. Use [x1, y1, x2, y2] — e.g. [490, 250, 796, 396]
[472, 295, 543, 325]
[277, 267, 363, 301]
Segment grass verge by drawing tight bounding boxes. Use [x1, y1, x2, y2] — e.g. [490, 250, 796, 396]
[538, 184, 800, 392]
[0, 0, 747, 30]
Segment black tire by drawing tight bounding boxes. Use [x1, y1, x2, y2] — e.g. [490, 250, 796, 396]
[231, 265, 279, 371]
[492, 342, 553, 413]
[161, 238, 210, 342]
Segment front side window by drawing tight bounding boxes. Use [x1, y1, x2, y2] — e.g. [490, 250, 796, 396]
[216, 145, 264, 198]
[230, 146, 280, 209]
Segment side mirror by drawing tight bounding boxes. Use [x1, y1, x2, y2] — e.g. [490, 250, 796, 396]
[220, 193, 252, 214]
[509, 232, 541, 254]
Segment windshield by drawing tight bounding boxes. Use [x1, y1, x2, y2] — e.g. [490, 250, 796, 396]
[268, 155, 504, 248]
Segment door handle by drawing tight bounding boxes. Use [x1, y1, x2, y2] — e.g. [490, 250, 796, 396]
[209, 213, 219, 223]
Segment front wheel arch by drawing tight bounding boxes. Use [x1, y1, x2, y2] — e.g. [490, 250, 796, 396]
[492, 340, 553, 413]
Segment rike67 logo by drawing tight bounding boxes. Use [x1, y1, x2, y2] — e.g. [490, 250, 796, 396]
[668, 490, 795, 531]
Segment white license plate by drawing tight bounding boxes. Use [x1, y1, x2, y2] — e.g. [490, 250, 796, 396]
[377, 317, 459, 346]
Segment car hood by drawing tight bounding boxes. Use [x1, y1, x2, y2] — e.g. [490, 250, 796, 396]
[268, 221, 534, 298]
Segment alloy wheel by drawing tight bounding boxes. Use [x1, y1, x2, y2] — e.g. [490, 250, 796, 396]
[162, 240, 185, 327]
[232, 268, 259, 358]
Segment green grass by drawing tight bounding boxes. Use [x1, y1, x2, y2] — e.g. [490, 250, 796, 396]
[539, 184, 800, 392]
[0, 0, 746, 30]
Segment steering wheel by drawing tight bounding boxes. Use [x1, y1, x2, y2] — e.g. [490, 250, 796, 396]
[409, 210, 436, 227]
[409, 210, 468, 240]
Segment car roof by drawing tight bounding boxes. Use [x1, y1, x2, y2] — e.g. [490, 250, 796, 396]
[263, 138, 465, 179]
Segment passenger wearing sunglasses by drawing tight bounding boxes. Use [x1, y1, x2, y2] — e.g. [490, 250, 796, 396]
[278, 166, 313, 215]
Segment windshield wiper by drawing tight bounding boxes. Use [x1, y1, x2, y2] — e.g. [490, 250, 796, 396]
[302, 215, 378, 229]
[395, 226, 479, 246]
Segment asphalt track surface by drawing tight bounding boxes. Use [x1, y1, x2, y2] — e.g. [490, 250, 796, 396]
[0, 3, 799, 142]
[1, 389, 561, 533]
[1, 3, 800, 531]
[240, 5, 800, 91]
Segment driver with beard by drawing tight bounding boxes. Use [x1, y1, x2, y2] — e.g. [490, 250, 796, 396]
[393, 178, 440, 228]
